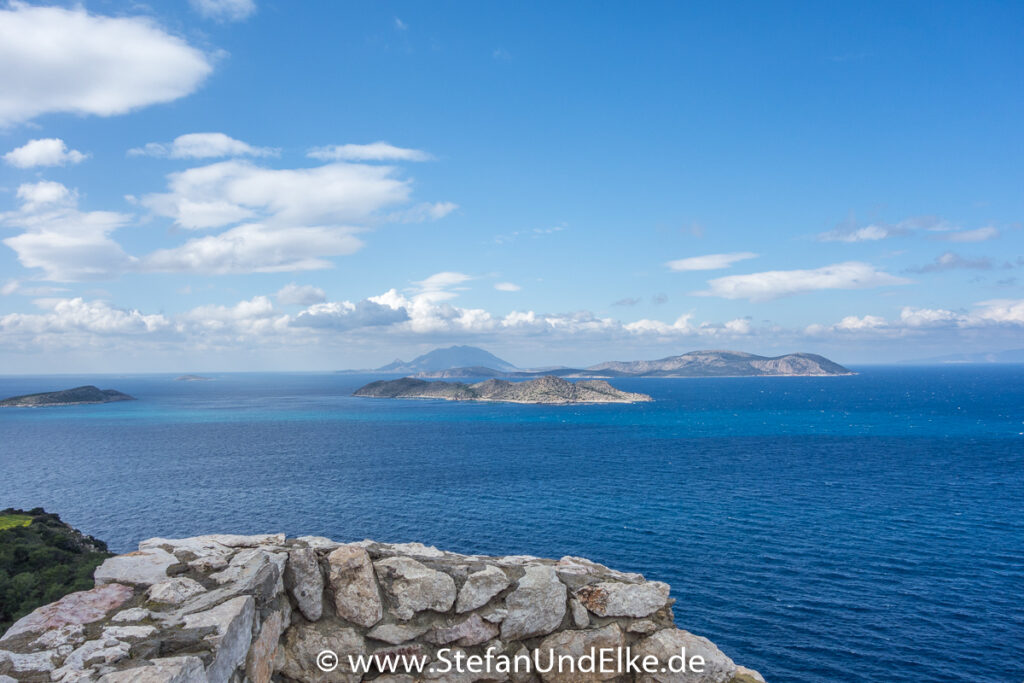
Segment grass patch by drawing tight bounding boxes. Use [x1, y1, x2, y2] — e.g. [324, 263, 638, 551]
[0, 514, 33, 531]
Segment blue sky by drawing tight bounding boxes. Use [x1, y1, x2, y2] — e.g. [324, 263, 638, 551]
[1, 0, 1022, 372]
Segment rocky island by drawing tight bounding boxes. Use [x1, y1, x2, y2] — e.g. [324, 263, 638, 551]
[0, 386, 134, 408]
[354, 376, 653, 404]
[0, 533, 765, 682]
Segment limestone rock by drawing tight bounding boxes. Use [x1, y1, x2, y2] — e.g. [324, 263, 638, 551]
[456, 564, 511, 613]
[500, 565, 567, 641]
[285, 546, 324, 621]
[569, 599, 589, 628]
[367, 622, 431, 645]
[1, 583, 134, 642]
[98, 655, 208, 682]
[182, 595, 255, 683]
[275, 621, 364, 683]
[95, 548, 177, 587]
[53, 637, 132, 680]
[628, 619, 658, 635]
[111, 608, 151, 623]
[731, 666, 767, 683]
[537, 623, 625, 682]
[244, 607, 286, 683]
[208, 548, 281, 605]
[575, 581, 670, 618]
[0, 649, 58, 676]
[148, 577, 206, 605]
[426, 613, 500, 647]
[328, 544, 384, 627]
[374, 556, 456, 620]
[635, 628, 737, 683]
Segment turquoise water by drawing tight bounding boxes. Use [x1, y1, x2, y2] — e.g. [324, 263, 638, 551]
[1, 367, 1022, 682]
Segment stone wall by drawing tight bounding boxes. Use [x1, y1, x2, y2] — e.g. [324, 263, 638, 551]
[0, 535, 766, 682]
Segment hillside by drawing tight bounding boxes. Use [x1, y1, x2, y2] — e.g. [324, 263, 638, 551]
[0, 386, 135, 407]
[0, 509, 111, 634]
[354, 375, 652, 403]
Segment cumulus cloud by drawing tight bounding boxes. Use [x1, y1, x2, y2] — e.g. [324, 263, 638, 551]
[275, 283, 326, 306]
[807, 299, 1024, 336]
[0, 4, 212, 127]
[666, 252, 757, 271]
[142, 160, 412, 230]
[189, 0, 256, 21]
[307, 142, 432, 162]
[1, 181, 134, 281]
[0, 297, 168, 337]
[129, 133, 277, 159]
[907, 252, 992, 273]
[143, 223, 364, 274]
[4, 139, 87, 168]
[292, 299, 410, 330]
[696, 262, 910, 301]
[939, 227, 999, 243]
[494, 282, 521, 292]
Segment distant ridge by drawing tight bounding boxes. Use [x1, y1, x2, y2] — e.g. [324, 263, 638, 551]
[375, 345, 518, 374]
[414, 350, 853, 378]
[904, 348, 1024, 364]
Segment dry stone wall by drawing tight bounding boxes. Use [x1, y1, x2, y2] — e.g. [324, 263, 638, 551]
[0, 535, 766, 682]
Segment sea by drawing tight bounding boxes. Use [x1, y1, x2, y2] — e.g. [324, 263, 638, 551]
[1, 366, 1022, 683]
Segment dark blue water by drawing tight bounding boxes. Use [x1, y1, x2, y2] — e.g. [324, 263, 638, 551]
[1, 367, 1022, 683]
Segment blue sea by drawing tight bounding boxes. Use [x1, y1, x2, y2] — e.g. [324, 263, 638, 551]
[1, 367, 1022, 683]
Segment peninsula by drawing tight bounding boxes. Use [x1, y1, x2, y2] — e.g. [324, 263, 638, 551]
[354, 375, 652, 404]
[0, 386, 134, 408]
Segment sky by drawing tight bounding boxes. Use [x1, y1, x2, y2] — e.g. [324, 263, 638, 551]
[0, 0, 1022, 372]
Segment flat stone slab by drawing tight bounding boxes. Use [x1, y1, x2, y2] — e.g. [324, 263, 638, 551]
[1, 583, 134, 642]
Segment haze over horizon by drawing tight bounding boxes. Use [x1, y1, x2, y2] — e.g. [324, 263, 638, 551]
[1, 1, 1022, 372]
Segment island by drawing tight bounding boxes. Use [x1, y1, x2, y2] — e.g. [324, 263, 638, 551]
[174, 374, 213, 381]
[354, 375, 653, 404]
[0, 386, 135, 407]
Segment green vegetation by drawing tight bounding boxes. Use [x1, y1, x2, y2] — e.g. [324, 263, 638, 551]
[0, 508, 112, 634]
[0, 514, 33, 531]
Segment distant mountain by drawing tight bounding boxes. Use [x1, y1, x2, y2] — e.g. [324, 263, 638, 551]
[353, 375, 652, 404]
[414, 350, 852, 379]
[0, 386, 135, 407]
[376, 346, 518, 374]
[905, 348, 1024, 364]
[584, 350, 852, 377]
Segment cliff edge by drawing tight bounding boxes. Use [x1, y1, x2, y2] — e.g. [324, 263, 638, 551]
[0, 534, 764, 682]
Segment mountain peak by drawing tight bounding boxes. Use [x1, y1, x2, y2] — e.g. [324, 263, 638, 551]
[377, 346, 518, 373]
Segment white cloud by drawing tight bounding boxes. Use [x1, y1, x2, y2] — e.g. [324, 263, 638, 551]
[143, 223, 364, 274]
[4, 139, 87, 168]
[0, 4, 212, 127]
[971, 299, 1024, 325]
[293, 299, 409, 330]
[394, 18, 408, 30]
[495, 282, 521, 292]
[412, 272, 473, 296]
[808, 299, 1024, 337]
[666, 252, 757, 271]
[940, 227, 999, 243]
[307, 142, 432, 162]
[1, 182, 134, 281]
[129, 133, 277, 159]
[276, 283, 327, 306]
[142, 160, 412, 230]
[0, 297, 168, 336]
[387, 201, 459, 223]
[189, 0, 256, 22]
[907, 252, 992, 273]
[817, 224, 890, 243]
[696, 262, 910, 301]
